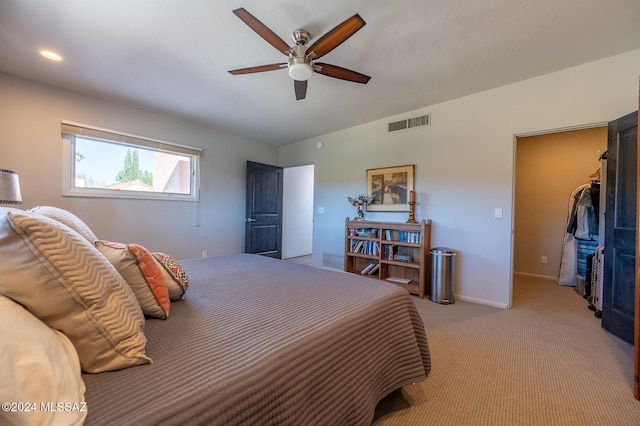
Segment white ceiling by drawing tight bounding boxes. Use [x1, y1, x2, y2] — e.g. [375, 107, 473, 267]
[1, 0, 639, 145]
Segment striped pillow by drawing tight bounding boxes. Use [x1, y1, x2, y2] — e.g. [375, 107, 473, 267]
[0, 208, 150, 373]
[29, 205, 98, 243]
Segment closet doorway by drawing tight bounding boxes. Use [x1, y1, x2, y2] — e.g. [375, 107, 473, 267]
[513, 126, 607, 293]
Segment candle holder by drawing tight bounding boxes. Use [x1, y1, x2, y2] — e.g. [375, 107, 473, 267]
[407, 201, 417, 223]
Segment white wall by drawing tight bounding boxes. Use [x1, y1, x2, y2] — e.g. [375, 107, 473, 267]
[0, 73, 278, 260]
[278, 49, 640, 309]
[282, 164, 314, 258]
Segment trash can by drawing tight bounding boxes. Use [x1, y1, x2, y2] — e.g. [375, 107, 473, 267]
[430, 247, 456, 304]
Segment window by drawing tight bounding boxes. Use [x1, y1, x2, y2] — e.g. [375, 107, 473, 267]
[62, 122, 200, 201]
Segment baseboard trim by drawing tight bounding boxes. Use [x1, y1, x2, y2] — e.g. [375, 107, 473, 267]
[455, 295, 509, 309]
[513, 271, 557, 281]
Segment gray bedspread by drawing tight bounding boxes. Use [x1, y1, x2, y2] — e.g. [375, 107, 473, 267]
[82, 254, 430, 425]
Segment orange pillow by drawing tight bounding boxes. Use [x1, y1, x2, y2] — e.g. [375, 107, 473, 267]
[96, 241, 170, 319]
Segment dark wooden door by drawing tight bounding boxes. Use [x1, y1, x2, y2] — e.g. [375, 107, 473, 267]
[245, 161, 283, 258]
[603, 110, 638, 344]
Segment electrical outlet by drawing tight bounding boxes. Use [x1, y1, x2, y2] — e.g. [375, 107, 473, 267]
[541, 256, 548, 264]
[202, 250, 207, 258]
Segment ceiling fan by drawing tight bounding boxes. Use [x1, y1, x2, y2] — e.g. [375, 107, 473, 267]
[228, 8, 371, 101]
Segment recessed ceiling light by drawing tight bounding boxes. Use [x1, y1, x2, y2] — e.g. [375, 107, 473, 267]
[39, 49, 63, 62]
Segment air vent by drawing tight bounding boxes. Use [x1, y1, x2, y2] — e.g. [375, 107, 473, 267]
[408, 114, 430, 128]
[388, 120, 408, 132]
[388, 113, 430, 133]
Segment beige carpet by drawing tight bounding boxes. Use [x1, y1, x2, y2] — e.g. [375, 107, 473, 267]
[373, 274, 640, 425]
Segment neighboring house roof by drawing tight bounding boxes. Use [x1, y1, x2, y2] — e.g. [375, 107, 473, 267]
[107, 180, 153, 191]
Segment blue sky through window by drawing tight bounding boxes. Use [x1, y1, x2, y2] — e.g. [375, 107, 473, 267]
[75, 137, 154, 187]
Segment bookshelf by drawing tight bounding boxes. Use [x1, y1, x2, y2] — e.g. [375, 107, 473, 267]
[344, 217, 432, 298]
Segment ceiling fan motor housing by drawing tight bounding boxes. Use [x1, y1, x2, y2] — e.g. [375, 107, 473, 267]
[291, 29, 311, 45]
[288, 44, 313, 80]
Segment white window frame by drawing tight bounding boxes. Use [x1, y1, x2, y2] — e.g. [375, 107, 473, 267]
[61, 121, 201, 201]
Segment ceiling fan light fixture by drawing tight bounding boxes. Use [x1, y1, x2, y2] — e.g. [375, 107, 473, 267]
[288, 62, 313, 81]
[288, 49, 313, 81]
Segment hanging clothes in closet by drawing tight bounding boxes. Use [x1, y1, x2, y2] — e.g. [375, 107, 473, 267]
[558, 169, 601, 287]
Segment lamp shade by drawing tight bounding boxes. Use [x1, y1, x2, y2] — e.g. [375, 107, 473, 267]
[0, 169, 22, 205]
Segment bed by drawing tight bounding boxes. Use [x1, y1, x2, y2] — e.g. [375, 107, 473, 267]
[0, 207, 430, 426]
[83, 254, 431, 425]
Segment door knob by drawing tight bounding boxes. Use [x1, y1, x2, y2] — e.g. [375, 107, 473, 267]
[246, 218, 256, 222]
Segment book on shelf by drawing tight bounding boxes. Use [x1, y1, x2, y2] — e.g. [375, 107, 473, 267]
[386, 276, 412, 284]
[383, 229, 421, 243]
[354, 228, 378, 238]
[384, 245, 398, 260]
[367, 263, 380, 275]
[360, 263, 376, 274]
[350, 240, 379, 256]
[393, 253, 413, 263]
[371, 241, 379, 256]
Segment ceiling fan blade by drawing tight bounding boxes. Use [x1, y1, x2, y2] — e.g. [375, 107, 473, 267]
[307, 14, 366, 59]
[233, 8, 291, 55]
[294, 80, 308, 100]
[228, 63, 287, 75]
[314, 63, 370, 84]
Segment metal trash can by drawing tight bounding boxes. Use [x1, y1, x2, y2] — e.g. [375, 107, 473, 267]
[430, 247, 456, 304]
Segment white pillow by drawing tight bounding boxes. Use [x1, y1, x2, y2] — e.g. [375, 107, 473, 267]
[0, 295, 87, 426]
[28, 205, 98, 243]
[0, 208, 150, 373]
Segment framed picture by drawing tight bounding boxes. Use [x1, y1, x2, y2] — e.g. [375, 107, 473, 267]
[366, 164, 415, 211]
